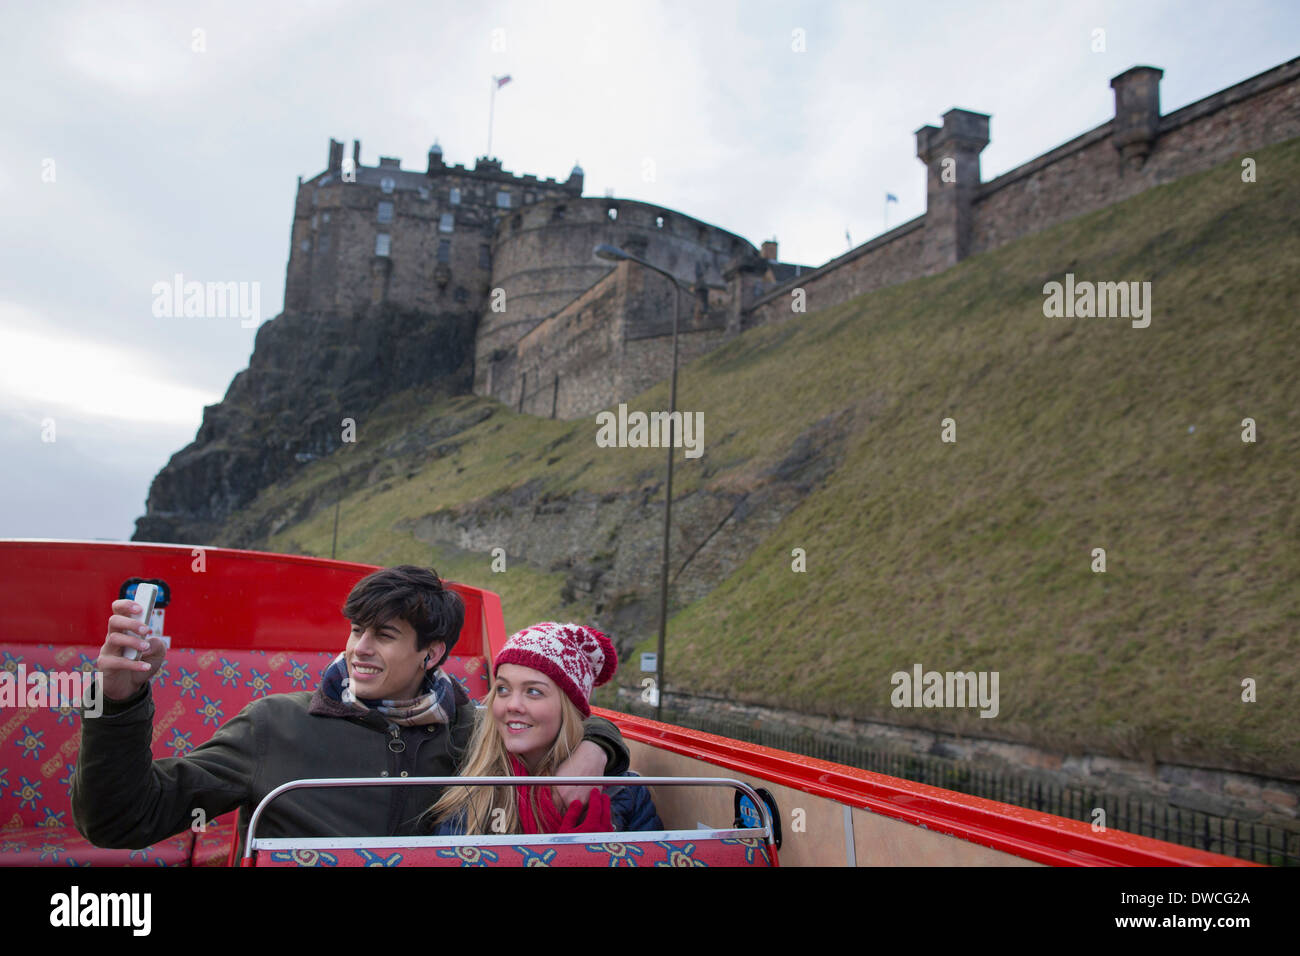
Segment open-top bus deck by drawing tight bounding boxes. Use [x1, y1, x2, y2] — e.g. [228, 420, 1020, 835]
[0, 540, 1252, 867]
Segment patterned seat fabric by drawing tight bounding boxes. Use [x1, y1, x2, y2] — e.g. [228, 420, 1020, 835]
[0, 826, 193, 867]
[256, 837, 773, 868]
[192, 815, 239, 867]
[0, 644, 490, 867]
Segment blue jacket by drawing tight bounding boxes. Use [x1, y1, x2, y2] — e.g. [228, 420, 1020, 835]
[431, 771, 663, 835]
[608, 772, 664, 832]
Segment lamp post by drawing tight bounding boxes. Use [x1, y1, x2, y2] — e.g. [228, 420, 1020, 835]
[593, 242, 684, 722]
[294, 452, 344, 560]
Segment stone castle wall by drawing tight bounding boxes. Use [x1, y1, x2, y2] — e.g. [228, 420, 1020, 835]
[481, 196, 756, 410]
[746, 57, 1300, 330]
[972, 59, 1300, 256]
[510, 261, 732, 419]
[513, 271, 625, 418]
[743, 218, 927, 329]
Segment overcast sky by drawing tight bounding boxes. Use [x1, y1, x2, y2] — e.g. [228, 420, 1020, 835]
[3, 0, 1297, 543]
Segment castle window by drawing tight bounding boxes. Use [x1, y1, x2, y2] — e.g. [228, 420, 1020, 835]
[607, 207, 618, 221]
[450, 188, 461, 205]
[375, 233, 391, 257]
[496, 191, 512, 208]
[511, 214, 522, 232]
[438, 239, 451, 263]
[418, 187, 430, 201]
[524, 191, 534, 204]
[552, 205, 566, 221]
[377, 201, 394, 223]
[380, 177, 395, 194]
[656, 216, 664, 229]
[322, 212, 330, 223]
[479, 244, 491, 268]
[300, 239, 311, 252]
[440, 213, 455, 233]
[454, 286, 469, 303]
[319, 234, 330, 253]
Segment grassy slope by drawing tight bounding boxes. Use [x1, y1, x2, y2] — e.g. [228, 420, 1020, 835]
[247, 138, 1299, 775]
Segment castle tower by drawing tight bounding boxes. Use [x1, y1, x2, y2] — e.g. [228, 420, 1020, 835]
[1110, 66, 1164, 169]
[478, 196, 757, 411]
[915, 109, 990, 272]
[282, 140, 582, 320]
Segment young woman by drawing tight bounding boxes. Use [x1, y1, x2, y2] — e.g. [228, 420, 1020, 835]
[427, 622, 662, 835]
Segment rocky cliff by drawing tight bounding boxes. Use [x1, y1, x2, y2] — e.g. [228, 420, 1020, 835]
[133, 304, 476, 545]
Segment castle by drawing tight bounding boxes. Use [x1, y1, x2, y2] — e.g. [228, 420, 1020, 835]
[133, 55, 1300, 545]
[285, 139, 811, 420]
[281, 57, 1299, 422]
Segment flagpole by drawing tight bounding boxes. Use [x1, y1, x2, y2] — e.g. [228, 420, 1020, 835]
[487, 76, 496, 159]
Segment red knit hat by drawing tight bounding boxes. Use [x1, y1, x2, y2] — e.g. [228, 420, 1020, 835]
[494, 622, 617, 718]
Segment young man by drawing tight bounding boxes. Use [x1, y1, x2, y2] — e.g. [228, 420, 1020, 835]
[71, 565, 627, 855]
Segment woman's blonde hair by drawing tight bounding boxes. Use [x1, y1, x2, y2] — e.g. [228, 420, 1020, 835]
[427, 677, 586, 834]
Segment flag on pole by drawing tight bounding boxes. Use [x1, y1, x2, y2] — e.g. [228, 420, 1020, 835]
[886, 193, 898, 203]
[496, 75, 512, 88]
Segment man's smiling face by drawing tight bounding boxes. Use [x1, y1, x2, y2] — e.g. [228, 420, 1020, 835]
[345, 617, 443, 701]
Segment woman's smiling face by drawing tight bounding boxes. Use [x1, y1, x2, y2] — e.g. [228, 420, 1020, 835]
[491, 663, 563, 772]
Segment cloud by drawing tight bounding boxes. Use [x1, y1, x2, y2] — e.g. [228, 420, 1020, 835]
[0, 303, 221, 425]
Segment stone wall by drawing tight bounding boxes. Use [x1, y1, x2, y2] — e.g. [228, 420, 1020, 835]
[745, 56, 1300, 331]
[480, 196, 757, 403]
[971, 58, 1300, 255]
[514, 271, 625, 418]
[512, 259, 731, 419]
[744, 218, 926, 329]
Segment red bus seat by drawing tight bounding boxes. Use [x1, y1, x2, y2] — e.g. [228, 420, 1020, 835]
[242, 775, 778, 868]
[253, 835, 773, 868]
[0, 644, 489, 867]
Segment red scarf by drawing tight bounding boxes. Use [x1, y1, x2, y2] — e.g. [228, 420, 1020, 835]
[510, 755, 612, 834]
[511, 755, 565, 833]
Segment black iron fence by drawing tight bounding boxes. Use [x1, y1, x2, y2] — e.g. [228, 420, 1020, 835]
[619, 701, 1297, 866]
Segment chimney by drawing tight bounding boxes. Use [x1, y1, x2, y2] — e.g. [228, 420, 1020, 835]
[760, 239, 778, 261]
[327, 138, 344, 176]
[352, 139, 361, 168]
[1110, 66, 1164, 169]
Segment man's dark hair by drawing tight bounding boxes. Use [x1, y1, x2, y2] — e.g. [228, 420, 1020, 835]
[342, 565, 464, 666]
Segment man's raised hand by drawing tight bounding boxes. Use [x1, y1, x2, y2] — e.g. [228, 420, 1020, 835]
[98, 599, 166, 701]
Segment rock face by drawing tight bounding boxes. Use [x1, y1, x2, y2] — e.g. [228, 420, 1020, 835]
[392, 411, 855, 662]
[133, 304, 475, 545]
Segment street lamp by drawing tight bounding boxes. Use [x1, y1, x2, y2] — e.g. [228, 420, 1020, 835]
[593, 242, 685, 722]
[295, 452, 344, 560]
